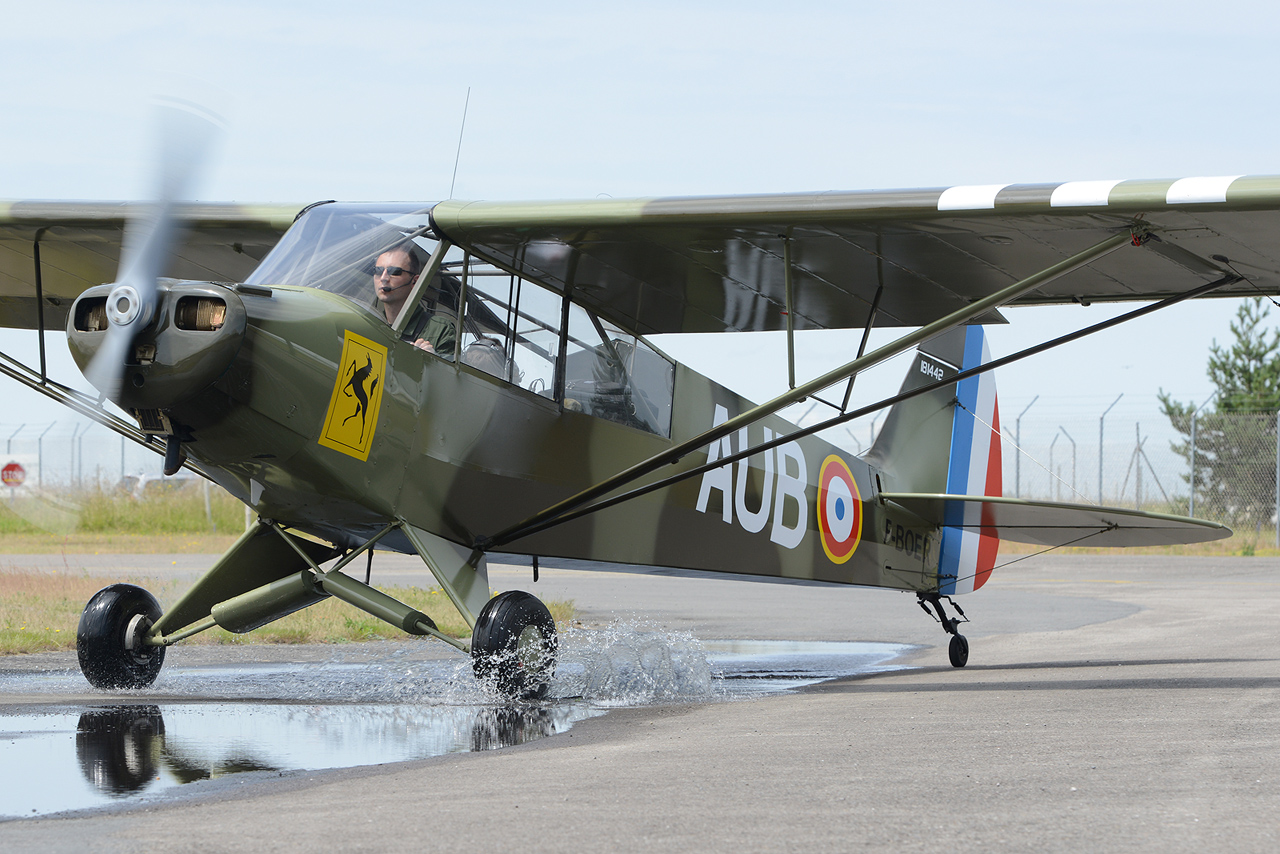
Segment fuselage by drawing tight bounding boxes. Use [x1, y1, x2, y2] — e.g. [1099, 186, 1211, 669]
[133, 282, 940, 591]
[65, 201, 950, 594]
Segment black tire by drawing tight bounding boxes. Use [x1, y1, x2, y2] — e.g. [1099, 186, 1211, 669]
[471, 590, 558, 699]
[948, 633, 970, 668]
[77, 584, 166, 689]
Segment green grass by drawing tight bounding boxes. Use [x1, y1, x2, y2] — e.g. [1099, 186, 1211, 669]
[0, 568, 575, 655]
[0, 482, 249, 537]
[997, 531, 1275, 557]
[0, 485, 578, 654]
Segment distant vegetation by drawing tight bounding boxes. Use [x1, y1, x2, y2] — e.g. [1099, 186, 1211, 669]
[0, 479, 248, 537]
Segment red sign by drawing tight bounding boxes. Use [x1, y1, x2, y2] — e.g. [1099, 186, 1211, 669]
[2, 462, 25, 487]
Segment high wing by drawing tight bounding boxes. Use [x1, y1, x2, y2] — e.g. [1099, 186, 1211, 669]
[0, 201, 301, 329]
[428, 175, 1280, 336]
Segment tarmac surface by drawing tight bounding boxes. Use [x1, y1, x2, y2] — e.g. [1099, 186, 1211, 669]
[1, 552, 1278, 852]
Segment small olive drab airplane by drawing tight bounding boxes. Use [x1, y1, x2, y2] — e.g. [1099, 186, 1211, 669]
[1, 116, 1265, 696]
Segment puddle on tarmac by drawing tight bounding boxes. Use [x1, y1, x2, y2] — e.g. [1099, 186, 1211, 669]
[0, 633, 910, 819]
[2, 703, 594, 819]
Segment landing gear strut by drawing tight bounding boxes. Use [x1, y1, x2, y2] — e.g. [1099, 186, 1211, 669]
[918, 591, 970, 668]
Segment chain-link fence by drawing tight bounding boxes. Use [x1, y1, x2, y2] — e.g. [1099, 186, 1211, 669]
[995, 395, 1279, 541]
[800, 392, 1277, 540]
[0, 423, 162, 493]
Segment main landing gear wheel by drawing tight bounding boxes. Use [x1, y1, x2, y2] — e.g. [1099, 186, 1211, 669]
[948, 633, 970, 668]
[77, 584, 166, 689]
[471, 590, 558, 700]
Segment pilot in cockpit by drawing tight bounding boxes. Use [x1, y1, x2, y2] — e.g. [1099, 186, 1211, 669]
[372, 242, 456, 358]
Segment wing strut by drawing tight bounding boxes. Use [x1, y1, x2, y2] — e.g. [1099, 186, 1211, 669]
[842, 282, 885, 411]
[32, 229, 49, 381]
[0, 341, 207, 479]
[784, 233, 796, 388]
[477, 228, 1137, 551]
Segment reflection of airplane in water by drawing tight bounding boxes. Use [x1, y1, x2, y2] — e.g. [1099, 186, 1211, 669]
[75, 703, 582, 797]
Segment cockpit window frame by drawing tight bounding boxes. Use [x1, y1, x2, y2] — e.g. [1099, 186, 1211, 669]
[248, 202, 676, 436]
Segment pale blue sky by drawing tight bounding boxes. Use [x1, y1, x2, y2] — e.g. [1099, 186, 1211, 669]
[1, 0, 1276, 484]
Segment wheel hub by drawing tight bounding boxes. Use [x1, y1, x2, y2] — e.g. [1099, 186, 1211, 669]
[515, 625, 546, 669]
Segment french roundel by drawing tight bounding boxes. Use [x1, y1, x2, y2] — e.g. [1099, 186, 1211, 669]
[818, 455, 862, 563]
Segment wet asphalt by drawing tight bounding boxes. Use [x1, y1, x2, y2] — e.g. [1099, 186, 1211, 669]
[1, 553, 1278, 852]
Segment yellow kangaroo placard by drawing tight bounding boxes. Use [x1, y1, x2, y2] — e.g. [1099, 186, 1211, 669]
[319, 331, 388, 460]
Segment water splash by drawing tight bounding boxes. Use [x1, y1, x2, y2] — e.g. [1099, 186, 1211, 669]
[0, 626, 911, 707]
[553, 621, 717, 705]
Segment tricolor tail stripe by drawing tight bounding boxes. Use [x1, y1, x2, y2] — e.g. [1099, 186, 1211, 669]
[938, 326, 1002, 595]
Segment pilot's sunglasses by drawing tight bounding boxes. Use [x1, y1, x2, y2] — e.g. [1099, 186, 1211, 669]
[375, 265, 412, 276]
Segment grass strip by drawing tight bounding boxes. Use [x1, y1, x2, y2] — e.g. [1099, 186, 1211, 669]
[0, 570, 574, 655]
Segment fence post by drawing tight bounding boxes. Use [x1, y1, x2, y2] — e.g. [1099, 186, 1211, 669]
[1100, 394, 1122, 504]
[1189, 392, 1216, 517]
[1274, 411, 1279, 549]
[37, 422, 54, 487]
[69, 423, 82, 490]
[7, 423, 24, 456]
[1060, 426, 1077, 497]
[1190, 411, 1198, 516]
[1017, 396, 1039, 498]
[1050, 432, 1060, 501]
[1135, 422, 1142, 510]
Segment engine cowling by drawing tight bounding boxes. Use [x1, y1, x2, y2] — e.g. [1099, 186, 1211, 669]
[67, 280, 248, 411]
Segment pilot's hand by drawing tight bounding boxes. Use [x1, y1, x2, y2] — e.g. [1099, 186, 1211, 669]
[412, 339, 435, 353]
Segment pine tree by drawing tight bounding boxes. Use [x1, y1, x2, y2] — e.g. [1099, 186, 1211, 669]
[1160, 298, 1280, 523]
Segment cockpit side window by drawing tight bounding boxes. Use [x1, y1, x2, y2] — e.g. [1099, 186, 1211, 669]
[461, 267, 674, 437]
[461, 273, 561, 392]
[564, 306, 673, 436]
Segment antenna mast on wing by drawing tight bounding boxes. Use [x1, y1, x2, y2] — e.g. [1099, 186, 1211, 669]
[449, 88, 470, 199]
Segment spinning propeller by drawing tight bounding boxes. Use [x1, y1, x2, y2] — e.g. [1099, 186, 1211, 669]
[83, 101, 221, 401]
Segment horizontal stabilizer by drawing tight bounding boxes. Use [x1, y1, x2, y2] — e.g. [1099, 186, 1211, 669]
[880, 493, 1231, 547]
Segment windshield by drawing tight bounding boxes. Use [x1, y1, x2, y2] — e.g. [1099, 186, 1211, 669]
[246, 203, 438, 306]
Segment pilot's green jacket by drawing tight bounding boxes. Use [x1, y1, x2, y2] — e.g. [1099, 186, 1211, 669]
[404, 308, 456, 358]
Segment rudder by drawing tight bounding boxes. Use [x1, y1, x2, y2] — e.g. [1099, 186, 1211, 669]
[938, 327, 1001, 594]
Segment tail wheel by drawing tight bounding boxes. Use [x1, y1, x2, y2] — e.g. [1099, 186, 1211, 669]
[948, 633, 970, 668]
[77, 584, 166, 689]
[471, 590, 558, 699]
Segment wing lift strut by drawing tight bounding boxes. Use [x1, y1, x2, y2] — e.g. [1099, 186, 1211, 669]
[0, 336, 183, 476]
[0, 348, 168, 451]
[477, 226, 1240, 558]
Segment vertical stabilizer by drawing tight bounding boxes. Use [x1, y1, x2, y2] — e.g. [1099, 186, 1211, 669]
[865, 325, 1002, 594]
